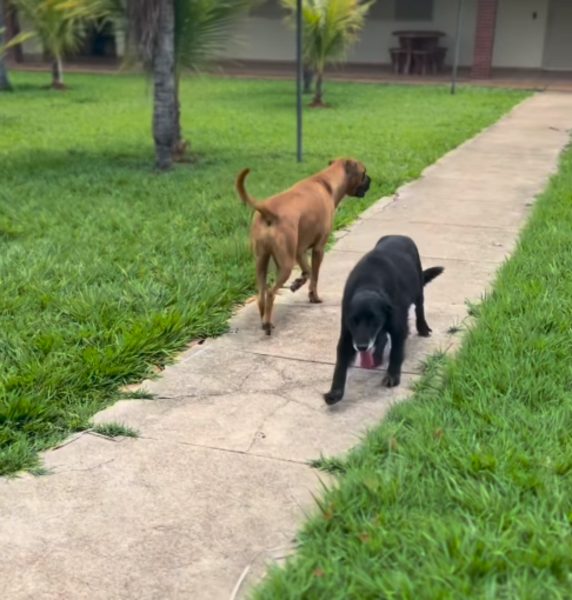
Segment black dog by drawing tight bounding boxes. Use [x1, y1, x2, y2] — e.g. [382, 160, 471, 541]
[324, 235, 443, 405]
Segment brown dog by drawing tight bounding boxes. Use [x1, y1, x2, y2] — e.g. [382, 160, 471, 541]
[236, 158, 371, 334]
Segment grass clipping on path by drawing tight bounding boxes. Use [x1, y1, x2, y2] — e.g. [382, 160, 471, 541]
[254, 148, 572, 597]
[0, 73, 526, 475]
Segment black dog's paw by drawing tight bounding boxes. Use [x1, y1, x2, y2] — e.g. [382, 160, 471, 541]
[417, 321, 433, 337]
[382, 373, 400, 388]
[324, 389, 343, 405]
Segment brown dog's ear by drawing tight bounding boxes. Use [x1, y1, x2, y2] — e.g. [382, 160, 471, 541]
[344, 159, 359, 178]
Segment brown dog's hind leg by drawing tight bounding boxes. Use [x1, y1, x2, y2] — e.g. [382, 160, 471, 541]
[290, 251, 311, 292]
[309, 246, 325, 303]
[263, 259, 294, 335]
[255, 253, 270, 321]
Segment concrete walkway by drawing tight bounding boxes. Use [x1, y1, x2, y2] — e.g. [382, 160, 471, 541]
[2, 93, 572, 600]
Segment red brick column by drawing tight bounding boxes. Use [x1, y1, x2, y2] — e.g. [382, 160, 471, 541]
[472, 0, 499, 79]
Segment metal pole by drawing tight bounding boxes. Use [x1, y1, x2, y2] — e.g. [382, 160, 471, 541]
[296, 0, 303, 161]
[450, 0, 465, 95]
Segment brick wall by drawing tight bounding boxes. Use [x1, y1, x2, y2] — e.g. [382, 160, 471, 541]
[472, 0, 499, 79]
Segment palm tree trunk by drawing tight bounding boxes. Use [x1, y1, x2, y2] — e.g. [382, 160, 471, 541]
[174, 75, 181, 144]
[312, 70, 324, 106]
[152, 0, 176, 170]
[303, 65, 313, 94]
[171, 73, 188, 162]
[51, 55, 64, 89]
[0, 0, 12, 92]
[172, 73, 185, 161]
[0, 57, 9, 91]
[5, 3, 23, 63]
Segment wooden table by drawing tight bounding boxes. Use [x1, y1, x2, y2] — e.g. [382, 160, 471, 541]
[392, 30, 446, 75]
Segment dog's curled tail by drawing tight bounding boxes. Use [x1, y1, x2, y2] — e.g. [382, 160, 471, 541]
[423, 266, 444, 285]
[235, 168, 279, 225]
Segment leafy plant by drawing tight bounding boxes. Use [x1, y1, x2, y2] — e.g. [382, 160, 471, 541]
[174, 0, 254, 72]
[281, 0, 374, 106]
[11, 0, 114, 89]
[91, 422, 139, 438]
[128, 0, 254, 167]
[1, 0, 33, 91]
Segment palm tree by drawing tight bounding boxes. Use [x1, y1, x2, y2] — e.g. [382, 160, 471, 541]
[1, 1, 32, 91]
[281, 0, 373, 106]
[3, 2, 24, 63]
[11, 0, 111, 89]
[128, 0, 254, 169]
[172, 0, 253, 158]
[128, 0, 176, 170]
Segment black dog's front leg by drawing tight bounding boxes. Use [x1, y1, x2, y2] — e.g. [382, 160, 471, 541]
[382, 315, 407, 388]
[324, 329, 355, 405]
[373, 330, 388, 367]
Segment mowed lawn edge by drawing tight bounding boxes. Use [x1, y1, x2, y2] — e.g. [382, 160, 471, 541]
[253, 143, 572, 598]
[0, 73, 527, 475]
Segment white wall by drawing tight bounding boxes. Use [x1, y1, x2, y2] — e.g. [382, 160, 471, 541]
[19, 15, 43, 57]
[492, 0, 549, 68]
[348, 0, 477, 66]
[223, 17, 294, 62]
[543, 0, 572, 70]
[222, 0, 478, 67]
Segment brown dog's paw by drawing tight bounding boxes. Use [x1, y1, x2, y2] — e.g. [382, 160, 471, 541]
[309, 291, 323, 304]
[262, 322, 274, 336]
[382, 373, 400, 388]
[290, 276, 308, 292]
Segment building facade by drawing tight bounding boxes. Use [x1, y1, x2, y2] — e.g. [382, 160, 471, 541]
[221, 0, 572, 77]
[10, 0, 572, 77]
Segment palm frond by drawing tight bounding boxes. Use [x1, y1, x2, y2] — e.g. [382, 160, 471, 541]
[175, 0, 255, 72]
[281, 0, 373, 70]
[126, 0, 162, 64]
[0, 28, 34, 56]
[11, 0, 115, 57]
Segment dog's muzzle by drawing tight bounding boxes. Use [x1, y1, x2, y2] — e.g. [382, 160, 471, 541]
[355, 175, 371, 198]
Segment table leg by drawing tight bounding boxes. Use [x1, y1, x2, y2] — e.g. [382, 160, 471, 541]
[404, 42, 413, 75]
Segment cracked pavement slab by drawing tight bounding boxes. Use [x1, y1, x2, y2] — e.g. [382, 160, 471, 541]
[2, 93, 572, 600]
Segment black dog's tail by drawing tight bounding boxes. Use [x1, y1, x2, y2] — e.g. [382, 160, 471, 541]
[423, 266, 444, 285]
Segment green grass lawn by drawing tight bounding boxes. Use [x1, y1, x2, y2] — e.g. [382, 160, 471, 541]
[253, 145, 572, 598]
[0, 72, 525, 475]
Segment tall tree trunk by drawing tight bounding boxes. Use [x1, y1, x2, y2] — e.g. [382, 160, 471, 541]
[152, 0, 176, 170]
[51, 55, 64, 89]
[174, 74, 181, 144]
[0, 0, 12, 91]
[171, 73, 188, 162]
[311, 70, 324, 106]
[5, 2, 23, 63]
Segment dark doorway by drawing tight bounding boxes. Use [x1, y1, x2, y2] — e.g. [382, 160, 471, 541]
[77, 20, 117, 59]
